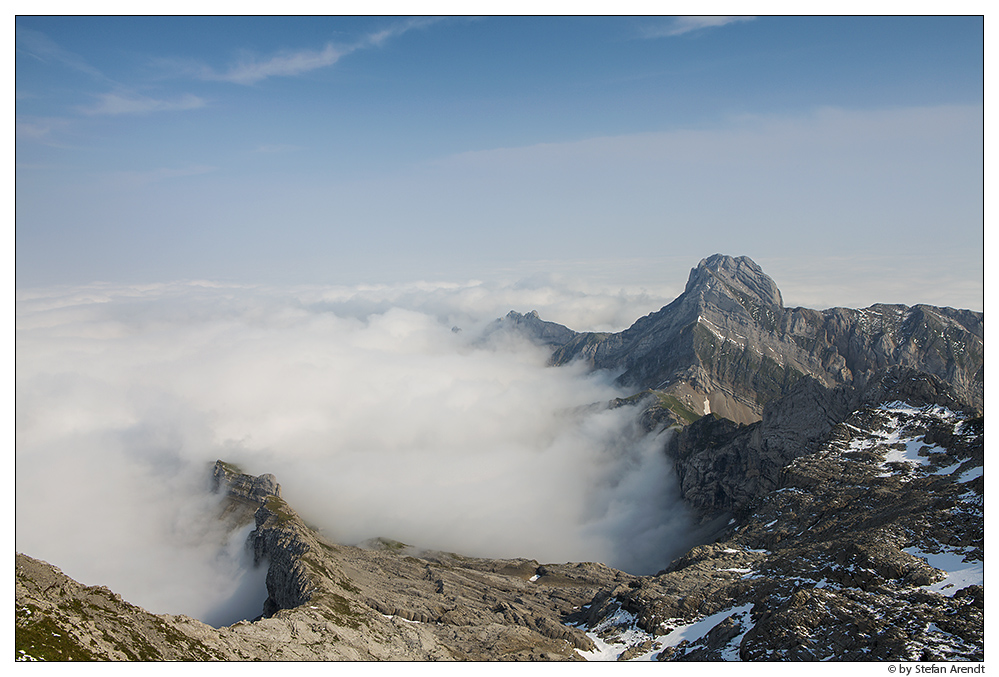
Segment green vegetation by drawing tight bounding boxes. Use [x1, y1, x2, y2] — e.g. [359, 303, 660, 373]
[653, 392, 701, 424]
[263, 495, 296, 523]
[337, 578, 361, 594]
[216, 460, 245, 475]
[302, 555, 337, 582]
[16, 604, 99, 661]
[314, 593, 364, 630]
[370, 537, 410, 552]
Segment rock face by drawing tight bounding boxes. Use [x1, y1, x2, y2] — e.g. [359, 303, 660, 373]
[664, 366, 973, 517]
[488, 310, 581, 348]
[15, 398, 985, 662]
[575, 402, 983, 661]
[16, 462, 633, 661]
[213, 461, 281, 503]
[525, 254, 983, 424]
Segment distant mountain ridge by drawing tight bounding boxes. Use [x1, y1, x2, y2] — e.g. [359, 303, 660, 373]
[502, 254, 983, 425]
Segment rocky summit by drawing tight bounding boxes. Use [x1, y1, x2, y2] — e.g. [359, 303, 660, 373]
[15, 255, 984, 662]
[539, 254, 983, 426]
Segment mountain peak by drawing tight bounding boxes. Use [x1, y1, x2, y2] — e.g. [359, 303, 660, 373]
[685, 254, 783, 308]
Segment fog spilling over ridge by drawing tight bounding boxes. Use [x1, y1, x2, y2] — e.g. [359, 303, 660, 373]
[15, 278, 697, 622]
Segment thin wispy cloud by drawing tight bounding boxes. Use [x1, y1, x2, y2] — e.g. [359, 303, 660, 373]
[78, 91, 206, 116]
[16, 117, 67, 140]
[641, 16, 755, 39]
[365, 16, 446, 47]
[201, 43, 344, 85]
[16, 26, 109, 82]
[193, 17, 446, 85]
[100, 164, 218, 188]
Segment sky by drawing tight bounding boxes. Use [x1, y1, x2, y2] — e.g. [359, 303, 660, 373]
[12, 14, 988, 625]
[15, 15, 984, 310]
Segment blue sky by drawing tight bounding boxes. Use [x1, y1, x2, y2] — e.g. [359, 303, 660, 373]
[15, 15, 984, 309]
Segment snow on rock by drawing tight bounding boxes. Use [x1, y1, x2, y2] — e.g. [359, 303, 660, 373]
[903, 546, 984, 597]
[572, 605, 659, 661]
[658, 604, 754, 658]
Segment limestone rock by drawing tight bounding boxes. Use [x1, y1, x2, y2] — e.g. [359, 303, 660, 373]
[508, 255, 984, 422]
[663, 366, 974, 517]
[17, 463, 633, 661]
[578, 401, 984, 662]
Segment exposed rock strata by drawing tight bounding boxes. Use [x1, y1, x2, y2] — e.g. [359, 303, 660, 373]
[576, 402, 983, 661]
[15, 254, 984, 662]
[662, 366, 974, 517]
[15, 400, 984, 661]
[16, 462, 632, 661]
[505, 255, 983, 423]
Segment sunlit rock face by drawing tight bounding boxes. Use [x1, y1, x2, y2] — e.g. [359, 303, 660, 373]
[578, 401, 982, 662]
[538, 255, 982, 424]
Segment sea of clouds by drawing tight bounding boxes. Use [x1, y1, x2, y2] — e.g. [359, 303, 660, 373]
[15, 276, 699, 626]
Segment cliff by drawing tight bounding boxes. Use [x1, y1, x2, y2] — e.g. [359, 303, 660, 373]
[533, 255, 983, 424]
[16, 461, 632, 660]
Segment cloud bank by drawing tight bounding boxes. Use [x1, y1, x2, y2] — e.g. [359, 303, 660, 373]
[77, 91, 206, 116]
[15, 280, 697, 623]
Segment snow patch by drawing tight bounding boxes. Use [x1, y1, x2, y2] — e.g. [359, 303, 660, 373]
[882, 439, 937, 467]
[903, 546, 983, 597]
[659, 604, 755, 659]
[573, 606, 658, 661]
[958, 466, 983, 483]
[879, 402, 960, 419]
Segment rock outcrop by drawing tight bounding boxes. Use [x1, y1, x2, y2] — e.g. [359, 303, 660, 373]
[663, 366, 974, 517]
[487, 310, 581, 348]
[574, 402, 984, 661]
[16, 462, 633, 661]
[15, 396, 985, 661]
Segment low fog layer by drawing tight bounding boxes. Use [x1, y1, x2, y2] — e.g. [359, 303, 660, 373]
[15, 279, 697, 622]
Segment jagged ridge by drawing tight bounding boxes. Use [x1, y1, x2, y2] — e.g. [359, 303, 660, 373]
[509, 254, 984, 425]
[578, 401, 983, 661]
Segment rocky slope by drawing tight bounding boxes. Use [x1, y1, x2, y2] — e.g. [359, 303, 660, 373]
[17, 461, 633, 661]
[574, 401, 983, 661]
[659, 366, 972, 518]
[15, 396, 984, 662]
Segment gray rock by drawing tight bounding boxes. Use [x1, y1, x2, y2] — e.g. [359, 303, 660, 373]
[534, 255, 983, 422]
[584, 401, 983, 662]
